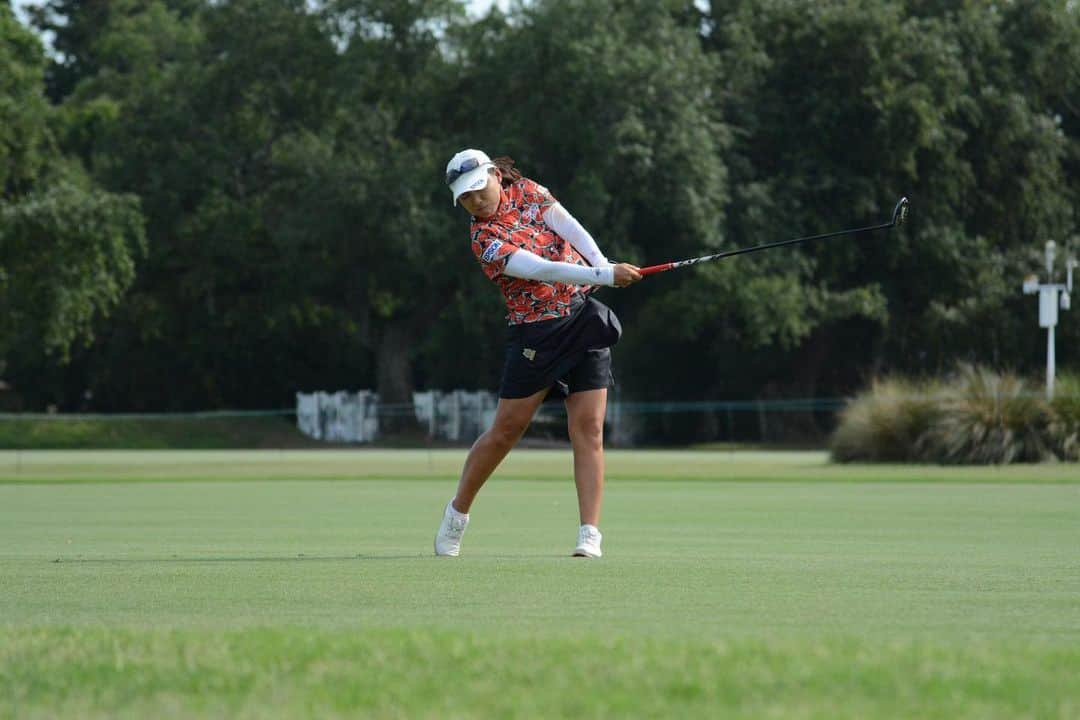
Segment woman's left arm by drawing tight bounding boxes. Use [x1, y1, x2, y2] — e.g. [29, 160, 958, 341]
[543, 204, 611, 268]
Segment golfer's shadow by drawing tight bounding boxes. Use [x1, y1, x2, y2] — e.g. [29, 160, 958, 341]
[51, 553, 586, 563]
[50, 554, 422, 564]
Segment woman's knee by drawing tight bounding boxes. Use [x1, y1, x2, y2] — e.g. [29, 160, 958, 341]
[487, 415, 530, 449]
[570, 414, 605, 448]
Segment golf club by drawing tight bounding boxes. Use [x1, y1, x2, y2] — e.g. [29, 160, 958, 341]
[638, 197, 909, 277]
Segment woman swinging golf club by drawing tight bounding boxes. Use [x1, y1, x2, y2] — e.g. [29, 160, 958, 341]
[434, 149, 642, 558]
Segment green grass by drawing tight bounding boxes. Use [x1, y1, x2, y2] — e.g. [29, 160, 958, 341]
[4, 448, 1080, 483]
[2, 450, 1079, 718]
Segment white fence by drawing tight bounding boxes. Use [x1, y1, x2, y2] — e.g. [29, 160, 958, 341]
[295, 391, 380, 442]
[413, 390, 498, 442]
[295, 390, 498, 443]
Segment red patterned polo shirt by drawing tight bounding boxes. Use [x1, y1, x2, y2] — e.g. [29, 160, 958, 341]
[470, 178, 592, 325]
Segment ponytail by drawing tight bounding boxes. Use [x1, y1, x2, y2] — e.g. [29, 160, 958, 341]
[491, 156, 523, 187]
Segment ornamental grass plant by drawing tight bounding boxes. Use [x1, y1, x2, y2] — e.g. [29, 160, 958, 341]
[1050, 373, 1080, 461]
[915, 365, 1056, 464]
[829, 377, 942, 462]
[831, 366, 1079, 464]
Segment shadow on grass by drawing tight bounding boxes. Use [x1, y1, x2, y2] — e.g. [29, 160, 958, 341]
[49, 554, 425, 563]
[48, 553, 581, 563]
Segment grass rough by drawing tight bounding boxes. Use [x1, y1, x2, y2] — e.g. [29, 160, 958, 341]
[4, 627, 1079, 720]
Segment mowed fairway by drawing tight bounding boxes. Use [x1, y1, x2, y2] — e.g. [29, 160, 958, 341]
[2, 450, 1079, 719]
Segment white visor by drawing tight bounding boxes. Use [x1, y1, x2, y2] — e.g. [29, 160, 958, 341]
[450, 163, 492, 206]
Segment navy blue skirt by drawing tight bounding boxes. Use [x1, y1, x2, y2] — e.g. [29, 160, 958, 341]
[499, 295, 622, 400]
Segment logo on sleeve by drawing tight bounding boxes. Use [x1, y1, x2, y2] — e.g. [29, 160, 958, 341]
[481, 240, 503, 263]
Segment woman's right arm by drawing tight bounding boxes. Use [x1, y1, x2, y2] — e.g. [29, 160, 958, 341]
[504, 248, 641, 287]
[542, 203, 610, 268]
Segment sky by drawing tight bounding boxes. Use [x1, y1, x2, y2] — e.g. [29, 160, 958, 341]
[13, 0, 514, 24]
[468, 0, 514, 16]
[12, 0, 517, 54]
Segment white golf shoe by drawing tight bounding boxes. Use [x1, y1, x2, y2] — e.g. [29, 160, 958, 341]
[573, 524, 602, 558]
[434, 501, 469, 556]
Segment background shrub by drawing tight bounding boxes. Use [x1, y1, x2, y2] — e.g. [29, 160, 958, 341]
[831, 366, 1079, 464]
[1050, 373, 1080, 461]
[829, 378, 942, 462]
[915, 366, 1056, 464]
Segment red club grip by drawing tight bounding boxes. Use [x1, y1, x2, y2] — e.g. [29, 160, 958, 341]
[638, 263, 673, 276]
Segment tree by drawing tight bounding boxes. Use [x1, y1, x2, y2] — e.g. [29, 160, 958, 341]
[0, 5, 144, 391]
[28, 0, 362, 410]
[6, 0, 1077, 422]
[313, 0, 472, 417]
[694, 0, 1076, 398]
[434, 0, 734, 403]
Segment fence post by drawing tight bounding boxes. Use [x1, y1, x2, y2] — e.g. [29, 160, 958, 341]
[756, 399, 767, 443]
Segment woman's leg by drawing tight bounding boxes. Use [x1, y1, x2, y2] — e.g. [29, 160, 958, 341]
[564, 388, 607, 526]
[452, 386, 548, 513]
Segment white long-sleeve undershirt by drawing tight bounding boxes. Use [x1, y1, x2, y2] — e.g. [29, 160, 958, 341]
[543, 203, 610, 268]
[500, 202, 614, 286]
[504, 247, 615, 286]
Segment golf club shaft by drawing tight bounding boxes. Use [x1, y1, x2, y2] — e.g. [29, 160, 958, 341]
[639, 220, 894, 277]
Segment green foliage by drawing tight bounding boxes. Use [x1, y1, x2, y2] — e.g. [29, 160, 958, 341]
[29, 0, 369, 409]
[0, 414, 314, 449]
[454, 0, 727, 255]
[3, 0, 1079, 414]
[705, 1, 1076, 386]
[0, 7, 146, 367]
[830, 377, 942, 463]
[0, 4, 50, 194]
[1, 179, 144, 360]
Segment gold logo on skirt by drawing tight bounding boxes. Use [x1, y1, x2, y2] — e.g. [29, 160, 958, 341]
[522, 348, 536, 361]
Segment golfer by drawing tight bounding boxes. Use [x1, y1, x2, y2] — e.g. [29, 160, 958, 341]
[434, 149, 642, 558]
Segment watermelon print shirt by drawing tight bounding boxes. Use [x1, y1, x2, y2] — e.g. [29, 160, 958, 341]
[471, 178, 592, 325]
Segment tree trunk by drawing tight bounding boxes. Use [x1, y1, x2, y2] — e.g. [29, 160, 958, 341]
[774, 329, 830, 443]
[376, 323, 421, 436]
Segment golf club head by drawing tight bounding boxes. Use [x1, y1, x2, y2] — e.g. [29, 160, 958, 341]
[891, 197, 909, 226]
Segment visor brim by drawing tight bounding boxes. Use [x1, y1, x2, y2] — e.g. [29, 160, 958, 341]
[450, 164, 492, 206]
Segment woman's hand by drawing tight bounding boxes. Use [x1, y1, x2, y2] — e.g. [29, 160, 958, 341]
[612, 263, 643, 287]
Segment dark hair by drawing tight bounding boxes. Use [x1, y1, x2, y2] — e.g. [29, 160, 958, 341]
[491, 156, 523, 187]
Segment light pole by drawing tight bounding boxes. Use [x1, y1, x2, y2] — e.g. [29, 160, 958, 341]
[1023, 241, 1075, 400]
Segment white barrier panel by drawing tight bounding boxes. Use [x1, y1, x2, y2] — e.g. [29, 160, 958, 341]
[295, 390, 379, 443]
[413, 390, 497, 442]
[296, 390, 496, 443]
[296, 392, 320, 439]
